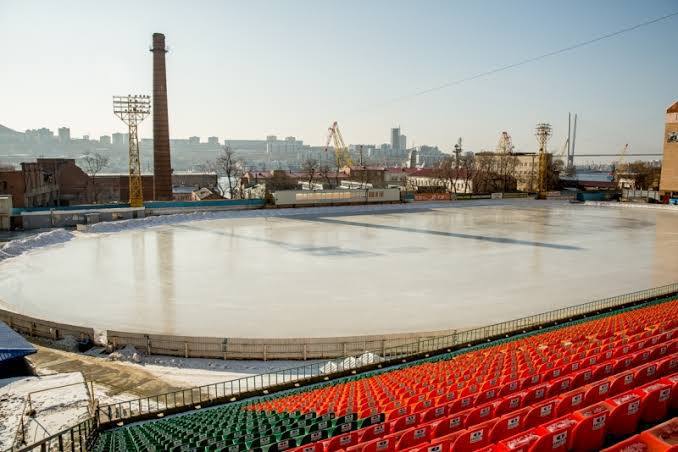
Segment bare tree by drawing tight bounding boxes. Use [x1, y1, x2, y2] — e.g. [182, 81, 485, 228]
[210, 146, 244, 199]
[319, 164, 333, 188]
[435, 155, 462, 196]
[81, 151, 110, 202]
[301, 158, 319, 188]
[460, 152, 475, 194]
[496, 152, 518, 192]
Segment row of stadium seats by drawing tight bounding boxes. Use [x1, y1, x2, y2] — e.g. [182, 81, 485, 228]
[94, 299, 678, 452]
[297, 371, 676, 451]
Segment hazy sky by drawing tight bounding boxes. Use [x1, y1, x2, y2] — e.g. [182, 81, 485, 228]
[1, 1, 677, 157]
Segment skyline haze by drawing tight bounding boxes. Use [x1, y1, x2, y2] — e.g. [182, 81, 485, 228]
[1, 0, 677, 156]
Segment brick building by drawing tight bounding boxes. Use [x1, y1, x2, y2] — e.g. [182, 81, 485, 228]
[659, 101, 678, 197]
[0, 163, 57, 208]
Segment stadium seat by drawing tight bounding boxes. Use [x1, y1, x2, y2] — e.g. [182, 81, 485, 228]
[636, 380, 672, 423]
[602, 390, 643, 439]
[569, 402, 610, 451]
[488, 408, 529, 443]
[529, 415, 578, 452]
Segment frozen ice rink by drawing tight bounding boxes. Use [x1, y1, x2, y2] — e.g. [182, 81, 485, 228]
[1, 200, 677, 338]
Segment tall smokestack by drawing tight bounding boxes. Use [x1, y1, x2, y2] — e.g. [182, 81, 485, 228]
[151, 33, 172, 200]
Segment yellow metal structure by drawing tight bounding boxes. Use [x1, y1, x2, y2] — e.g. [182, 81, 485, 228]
[113, 95, 151, 208]
[324, 121, 352, 169]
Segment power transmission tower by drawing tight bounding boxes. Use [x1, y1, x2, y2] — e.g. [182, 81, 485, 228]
[535, 123, 552, 195]
[113, 95, 151, 207]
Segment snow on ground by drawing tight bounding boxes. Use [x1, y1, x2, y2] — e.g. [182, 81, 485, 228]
[0, 372, 141, 450]
[93, 345, 328, 387]
[584, 201, 678, 211]
[0, 372, 88, 449]
[86, 345, 383, 388]
[0, 229, 74, 262]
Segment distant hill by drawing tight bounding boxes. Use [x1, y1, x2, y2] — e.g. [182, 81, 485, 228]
[0, 124, 22, 136]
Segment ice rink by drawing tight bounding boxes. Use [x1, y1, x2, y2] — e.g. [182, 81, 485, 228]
[1, 200, 677, 338]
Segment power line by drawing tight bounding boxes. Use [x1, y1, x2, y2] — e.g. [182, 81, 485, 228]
[358, 10, 678, 113]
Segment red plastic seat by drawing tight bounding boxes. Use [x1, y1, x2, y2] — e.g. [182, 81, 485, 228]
[546, 376, 572, 397]
[494, 393, 524, 416]
[609, 370, 635, 396]
[421, 404, 447, 423]
[447, 395, 477, 415]
[389, 412, 419, 432]
[602, 390, 642, 438]
[570, 402, 610, 452]
[395, 424, 432, 450]
[637, 360, 661, 385]
[523, 384, 548, 406]
[488, 408, 529, 443]
[419, 431, 464, 452]
[570, 368, 594, 389]
[431, 409, 470, 439]
[494, 428, 540, 451]
[324, 431, 360, 451]
[637, 380, 672, 423]
[525, 397, 558, 429]
[358, 422, 389, 443]
[355, 436, 396, 452]
[592, 361, 615, 380]
[451, 419, 497, 452]
[555, 388, 585, 416]
[657, 355, 678, 377]
[465, 401, 495, 426]
[584, 378, 612, 405]
[530, 415, 578, 452]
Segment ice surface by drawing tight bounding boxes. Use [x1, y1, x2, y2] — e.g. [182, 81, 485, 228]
[0, 200, 676, 338]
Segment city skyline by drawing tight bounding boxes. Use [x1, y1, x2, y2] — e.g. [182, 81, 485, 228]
[1, 1, 677, 155]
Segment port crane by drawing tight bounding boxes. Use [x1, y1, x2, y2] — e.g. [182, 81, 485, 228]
[610, 143, 629, 179]
[324, 121, 352, 180]
[324, 121, 348, 158]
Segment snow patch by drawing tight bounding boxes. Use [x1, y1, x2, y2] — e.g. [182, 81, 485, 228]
[108, 344, 143, 363]
[584, 201, 678, 212]
[0, 229, 74, 262]
[52, 336, 80, 353]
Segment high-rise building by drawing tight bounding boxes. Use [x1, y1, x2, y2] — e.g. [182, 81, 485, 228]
[188, 136, 200, 144]
[112, 132, 128, 146]
[391, 127, 401, 152]
[207, 136, 219, 145]
[151, 32, 173, 201]
[99, 135, 111, 146]
[400, 134, 407, 151]
[58, 127, 70, 143]
[659, 100, 678, 197]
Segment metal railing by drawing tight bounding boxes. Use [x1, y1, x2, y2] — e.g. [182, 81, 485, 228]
[95, 282, 678, 426]
[13, 282, 678, 451]
[14, 417, 97, 452]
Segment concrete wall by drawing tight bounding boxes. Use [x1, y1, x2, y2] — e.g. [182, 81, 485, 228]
[106, 329, 457, 360]
[21, 207, 145, 229]
[0, 307, 95, 343]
